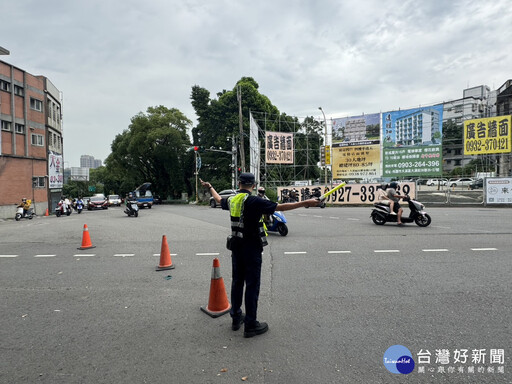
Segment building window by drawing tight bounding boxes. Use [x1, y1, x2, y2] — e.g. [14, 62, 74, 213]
[14, 85, 24, 96]
[31, 134, 44, 146]
[32, 176, 46, 188]
[0, 80, 11, 92]
[30, 97, 43, 112]
[15, 123, 25, 134]
[1, 120, 12, 131]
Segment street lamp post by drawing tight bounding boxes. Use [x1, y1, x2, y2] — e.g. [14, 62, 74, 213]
[319, 107, 328, 187]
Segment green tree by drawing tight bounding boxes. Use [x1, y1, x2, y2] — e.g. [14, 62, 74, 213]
[104, 106, 193, 199]
[191, 77, 322, 188]
[442, 119, 462, 146]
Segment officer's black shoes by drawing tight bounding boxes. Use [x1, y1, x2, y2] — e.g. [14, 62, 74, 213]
[232, 314, 245, 331]
[243, 321, 269, 338]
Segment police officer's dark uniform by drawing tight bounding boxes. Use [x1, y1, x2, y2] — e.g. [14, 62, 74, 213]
[202, 173, 320, 337]
[219, 173, 276, 337]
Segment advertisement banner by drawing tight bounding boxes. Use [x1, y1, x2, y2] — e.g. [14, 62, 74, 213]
[464, 116, 511, 155]
[382, 105, 443, 177]
[48, 152, 63, 189]
[265, 131, 293, 164]
[331, 113, 381, 179]
[486, 178, 512, 204]
[277, 182, 416, 205]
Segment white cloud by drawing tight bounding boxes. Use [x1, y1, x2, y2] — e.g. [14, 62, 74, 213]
[1, 0, 510, 166]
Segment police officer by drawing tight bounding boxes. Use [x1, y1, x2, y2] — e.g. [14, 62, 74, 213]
[201, 173, 320, 338]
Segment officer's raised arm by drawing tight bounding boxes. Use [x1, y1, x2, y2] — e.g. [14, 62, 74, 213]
[200, 179, 221, 204]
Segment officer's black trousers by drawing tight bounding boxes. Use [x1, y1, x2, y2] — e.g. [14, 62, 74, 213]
[230, 241, 263, 327]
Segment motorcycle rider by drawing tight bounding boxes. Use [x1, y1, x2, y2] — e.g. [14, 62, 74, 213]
[386, 182, 407, 225]
[257, 187, 269, 200]
[125, 192, 137, 214]
[257, 187, 272, 225]
[76, 196, 84, 211]
[63, 196, 71, 214]
[377, 183, 396, 215]
[19, 198, 31, 216]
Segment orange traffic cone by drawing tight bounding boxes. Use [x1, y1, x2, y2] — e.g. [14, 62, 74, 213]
[44, 208, 49, 216]
[78, 224, 96, 250]
[200, 258, 231, 318]
[156, 235, 175, 271]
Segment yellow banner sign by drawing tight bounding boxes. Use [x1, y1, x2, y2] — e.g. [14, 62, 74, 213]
[331, 143, 380, 179]
[464, 116, 511, 155]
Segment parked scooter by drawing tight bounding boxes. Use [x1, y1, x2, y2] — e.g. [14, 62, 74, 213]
[264, 211, 288, 236]
[124, 199, 139, 217]
[15, 205, 35, 221]
[55, 200, 71, 217]
[370, 196, 431, 227]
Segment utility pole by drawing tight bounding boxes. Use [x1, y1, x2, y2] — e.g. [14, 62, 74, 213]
[319, 107, 328, 187]
[237, 85, 245, 172]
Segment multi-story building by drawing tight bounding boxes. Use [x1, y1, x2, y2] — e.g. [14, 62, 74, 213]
[344, 118, 366, 141]
[80, 154, 102, 169]
[442, 85, 495, 173]
[395, 108, 440, 146]
[0, 59, 63, 219]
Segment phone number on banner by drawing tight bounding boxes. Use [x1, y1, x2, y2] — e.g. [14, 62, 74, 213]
[323, 183, 416, 205]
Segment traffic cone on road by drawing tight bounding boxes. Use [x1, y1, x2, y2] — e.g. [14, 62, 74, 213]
[78, 224, 96, 250]
[200, 258, 231, 318]
[44, 208, 49, 216]
[156, 235, 175, 271]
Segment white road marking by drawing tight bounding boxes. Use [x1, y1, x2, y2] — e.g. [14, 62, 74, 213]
[153, 253, 177, 256]
[284, 251, 307, 255]
[422, 249, 449, 252]
[298, 214, 308, 217]
[374, 250, 400, 253]
[0, 255, 18, 258]
[313, 215, 322, 218]
[114, 254, 134, 257]
[328, 250, 351, 254]
[196, 253, 220, 256]
[329, 217, 340, 219]
[471, 248, 498, 251]
[73, 254, 96, 257]
[347, 218, 359, 221]
[34, 254, 56, 257]
[433, 226, 451, 229]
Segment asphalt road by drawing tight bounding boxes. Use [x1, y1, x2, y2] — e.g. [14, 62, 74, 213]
[1, 204, 510, 383]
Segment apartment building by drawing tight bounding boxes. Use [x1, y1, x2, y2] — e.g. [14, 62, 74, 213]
[395, 108, 440, 146]
[442, 85, 495, 173]
[80, 154, 102, 169]
[0, 60, 63, 219]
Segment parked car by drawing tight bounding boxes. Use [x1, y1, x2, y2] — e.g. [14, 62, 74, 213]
[108, 194, 122, 206]
[468, 178, 484, 190]
[153, 195, 163, 205]
[88, 195, 108, 210]
[448, 178, 474, 187]
[426, 178, 447, 186]
[210, 189, 237, 208]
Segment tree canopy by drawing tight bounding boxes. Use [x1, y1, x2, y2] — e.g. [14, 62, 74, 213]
[103, 106, 193, 199]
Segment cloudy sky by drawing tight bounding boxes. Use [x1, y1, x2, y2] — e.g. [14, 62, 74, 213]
[2, 0, 510, 167]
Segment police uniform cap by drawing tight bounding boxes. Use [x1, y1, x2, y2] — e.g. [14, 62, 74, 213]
[238, 172, 255, 185]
